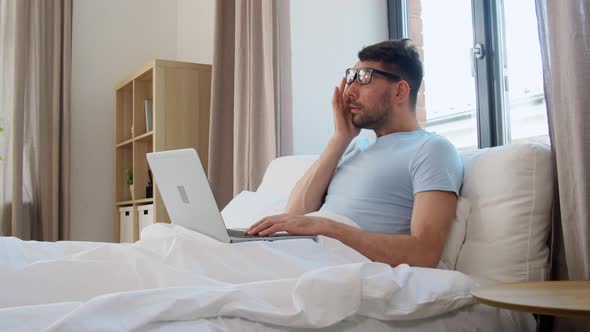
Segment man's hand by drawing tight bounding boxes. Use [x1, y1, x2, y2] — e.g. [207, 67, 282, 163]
[332, 77, 360, 142]
[246, 214, 333, 237]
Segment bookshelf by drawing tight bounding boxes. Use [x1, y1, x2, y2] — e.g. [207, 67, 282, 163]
[114, 59, 211, 242]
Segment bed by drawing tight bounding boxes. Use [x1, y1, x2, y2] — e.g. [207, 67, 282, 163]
[0, 143, 552, 331]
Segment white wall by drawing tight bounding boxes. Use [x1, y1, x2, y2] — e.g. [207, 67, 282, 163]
[290, 0, 389, 154]
[71, 0, 214, 241]
[71, 0, 383, 240]
[177, 0, 215, 64]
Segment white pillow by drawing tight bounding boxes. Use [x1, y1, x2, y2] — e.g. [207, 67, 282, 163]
[437, 197, 471, 270]
[455, 143, 553, 282]
[221, 191, 288, 229]
[257, 155, 318, 195]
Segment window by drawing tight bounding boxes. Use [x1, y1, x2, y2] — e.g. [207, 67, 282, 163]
[389, 0, 549, 149]
[501, 0, 548, 145]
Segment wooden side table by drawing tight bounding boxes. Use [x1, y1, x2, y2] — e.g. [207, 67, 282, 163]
[471, 281, 590, 318]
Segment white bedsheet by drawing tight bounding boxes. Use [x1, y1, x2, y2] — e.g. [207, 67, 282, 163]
[0, 222, 480, 331]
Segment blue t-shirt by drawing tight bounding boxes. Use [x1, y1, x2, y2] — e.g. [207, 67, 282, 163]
[319, 129, 463, 235]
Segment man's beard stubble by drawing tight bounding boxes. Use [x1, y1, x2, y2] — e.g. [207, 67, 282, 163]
[350, 90, 392, 130]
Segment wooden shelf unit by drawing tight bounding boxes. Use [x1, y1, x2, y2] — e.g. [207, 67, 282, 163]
[114, 59, 212, 242]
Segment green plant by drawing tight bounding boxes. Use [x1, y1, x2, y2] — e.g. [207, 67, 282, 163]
[126, 167, 133, 185]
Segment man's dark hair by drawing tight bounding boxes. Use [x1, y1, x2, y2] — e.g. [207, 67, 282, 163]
[358, 39, 423, 109]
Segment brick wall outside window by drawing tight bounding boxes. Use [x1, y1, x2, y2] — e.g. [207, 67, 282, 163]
[408, 0, 426, 124]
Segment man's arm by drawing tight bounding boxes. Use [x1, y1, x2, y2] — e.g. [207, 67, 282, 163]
[324, 191, 457, 267]
[285, 137, 349, 214]
[247, 190, 457, 268]
[283, 77, 360, 215]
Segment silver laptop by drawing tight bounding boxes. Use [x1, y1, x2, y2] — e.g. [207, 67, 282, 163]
[146, 148, 316, 243]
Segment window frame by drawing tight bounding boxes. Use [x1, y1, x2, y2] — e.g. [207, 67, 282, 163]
[387, 0, 510, 148]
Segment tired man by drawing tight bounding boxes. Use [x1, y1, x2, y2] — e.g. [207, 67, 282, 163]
[246, 39, 463, 268]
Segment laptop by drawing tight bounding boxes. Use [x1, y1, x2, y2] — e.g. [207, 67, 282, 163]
[146, 148, 316, 243]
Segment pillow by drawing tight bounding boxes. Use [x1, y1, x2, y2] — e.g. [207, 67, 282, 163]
[257, 155, 318, 195]
[436, 197, 471, 270]
[455, 143, 553, 282]
[221, 191, 288, 229]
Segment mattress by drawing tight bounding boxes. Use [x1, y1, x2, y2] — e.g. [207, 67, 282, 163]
[140, 304, 535, 331]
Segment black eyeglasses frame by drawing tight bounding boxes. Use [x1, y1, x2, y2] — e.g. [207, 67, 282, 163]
[345, 67, 403, 85]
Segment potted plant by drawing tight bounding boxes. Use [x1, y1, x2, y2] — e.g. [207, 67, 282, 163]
[126, 167, 134, 200]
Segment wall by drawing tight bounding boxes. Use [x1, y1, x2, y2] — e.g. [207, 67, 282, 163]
[71, 0, 383, 240]
[177, 0, 215, 64]
[71, 0, 215, 241]
[289, 0, 389, 154]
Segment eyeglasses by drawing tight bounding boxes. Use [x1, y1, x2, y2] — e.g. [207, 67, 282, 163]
[345, 67, 402, 85]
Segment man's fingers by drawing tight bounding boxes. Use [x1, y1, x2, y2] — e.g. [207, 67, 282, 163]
[246, 217, 268, 233]
[251, 221, 281, 235]
[333, 77, 347, 109]
[259, 223, 287, 237]
[247, 219, 274, 234]
[248, 218, 285, 235]
[247, 213, 288, 233]
[246, 221, 269, 235]
[332, 86, 340, 108]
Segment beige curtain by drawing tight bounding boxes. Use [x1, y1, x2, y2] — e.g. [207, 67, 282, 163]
[536, 0, 590, 330]
[0, 0, 71, 241]
[275, 0, 293, 158]
[209, 0, 291, 208]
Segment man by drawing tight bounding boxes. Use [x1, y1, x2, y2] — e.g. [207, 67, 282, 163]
[246, 39, 463, 268]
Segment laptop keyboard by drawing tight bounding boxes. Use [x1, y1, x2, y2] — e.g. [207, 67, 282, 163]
[227, 228, 315, 241]
[227, 229, 261, 238]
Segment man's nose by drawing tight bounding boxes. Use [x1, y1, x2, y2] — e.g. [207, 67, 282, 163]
[343, 81, 359, 101]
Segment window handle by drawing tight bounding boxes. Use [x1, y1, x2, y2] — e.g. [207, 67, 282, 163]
[470, 43, 486, 78]
[472, 43, 485, 59]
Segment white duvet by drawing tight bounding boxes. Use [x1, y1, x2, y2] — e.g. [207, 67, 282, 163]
[0, 214, 477, 331]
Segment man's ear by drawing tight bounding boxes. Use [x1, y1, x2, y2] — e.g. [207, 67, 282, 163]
[393, 80, 411, 103]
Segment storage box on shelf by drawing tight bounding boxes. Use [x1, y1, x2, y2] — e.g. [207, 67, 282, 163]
[119, 206, 134, 243]
[138, 204, 154, 239]
[114, 59, 211, 243]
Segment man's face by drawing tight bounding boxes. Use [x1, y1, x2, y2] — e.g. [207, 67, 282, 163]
[343, 60, 397, 130]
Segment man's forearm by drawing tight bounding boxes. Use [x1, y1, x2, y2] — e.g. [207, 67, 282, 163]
[320, 220, 441, 268]
[286, 136, 351, 214]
